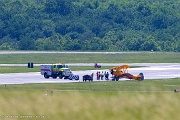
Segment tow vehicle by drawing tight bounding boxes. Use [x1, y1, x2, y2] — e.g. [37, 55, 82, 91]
[83, 74, 93, 82]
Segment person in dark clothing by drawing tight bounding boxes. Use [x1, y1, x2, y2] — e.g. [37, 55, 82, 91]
[96, 71, 100, 80]
[105, 72, 109, 80]
[110, 69, 114, 77]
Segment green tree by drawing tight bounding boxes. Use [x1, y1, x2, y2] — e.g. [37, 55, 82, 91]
[0, 0, 180, 51]
[140, 36, 161, 51]
[18, 36, 35, 50]
[45, 0, 73, 15]
[35, 35, 63, 50]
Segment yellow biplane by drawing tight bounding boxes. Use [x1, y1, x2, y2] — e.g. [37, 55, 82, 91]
[110, 65, 144, 81]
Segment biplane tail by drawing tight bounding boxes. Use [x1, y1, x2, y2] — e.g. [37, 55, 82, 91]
[134, 73, 144, 81]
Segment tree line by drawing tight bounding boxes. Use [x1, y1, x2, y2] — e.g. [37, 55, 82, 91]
[0, 0, 180, 51]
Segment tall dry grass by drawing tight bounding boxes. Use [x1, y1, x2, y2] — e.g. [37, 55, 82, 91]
[0, 91, 180, 120]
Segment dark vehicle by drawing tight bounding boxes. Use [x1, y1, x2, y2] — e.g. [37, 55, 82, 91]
[94, 63, 101, 68]
[83, 75, 93, 82]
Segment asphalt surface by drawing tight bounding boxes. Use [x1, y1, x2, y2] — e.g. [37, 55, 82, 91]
[0, 63, 180, 84]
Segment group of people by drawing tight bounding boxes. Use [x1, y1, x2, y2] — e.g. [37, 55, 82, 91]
[96, 71, 109, 80]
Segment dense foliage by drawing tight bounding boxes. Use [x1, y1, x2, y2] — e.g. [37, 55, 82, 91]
[0, 0, 180, 51]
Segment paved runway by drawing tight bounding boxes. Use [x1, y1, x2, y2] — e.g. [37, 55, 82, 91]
[0, 63, 180, 84]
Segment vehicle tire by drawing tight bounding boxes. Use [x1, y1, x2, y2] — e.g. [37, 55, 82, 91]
[140, 76, 144, 81]
[74, 75, 79, 80]
[115, 76, 119, 81]
[44, 73, 49, 79]
[59, 74, 63, 79]
[52, 74, 57, 79]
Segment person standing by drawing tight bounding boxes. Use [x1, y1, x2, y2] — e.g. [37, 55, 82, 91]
[91, 73, 94, 80]
[110, 69, 114, 77]
[105, 72, 109, 80]
[98, 71, 101, 80]
[96, 71, 99, 80]
[101, 71, 104, 80]
[104, 71, 106, 77]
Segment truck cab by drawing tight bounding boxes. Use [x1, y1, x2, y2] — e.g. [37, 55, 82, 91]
[59, 68, 72, 79]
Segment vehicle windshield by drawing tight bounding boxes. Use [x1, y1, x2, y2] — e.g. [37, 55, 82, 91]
[53, 64, 69, 68]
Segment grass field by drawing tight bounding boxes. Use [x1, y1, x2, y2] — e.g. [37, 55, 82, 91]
[0, 51, 180, 64]
[0, 66, 141, 73]
[0, 51, 180, 120]
[0, 66, 113, 73]
[0, 79, 180, 120]
[0, 51, 179, 73]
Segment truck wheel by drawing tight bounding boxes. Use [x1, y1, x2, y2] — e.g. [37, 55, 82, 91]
[52, 75, 57, 79]
[59, 74, 63, 79]
[44, 73, 49, 79]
